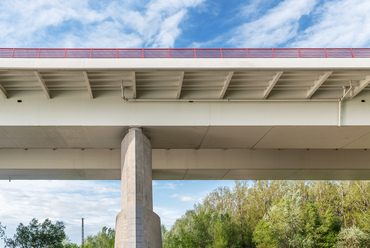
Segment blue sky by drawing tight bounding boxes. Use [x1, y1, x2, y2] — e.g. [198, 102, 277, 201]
[1, 0, 370, 245]
[1, 0, 370, 48]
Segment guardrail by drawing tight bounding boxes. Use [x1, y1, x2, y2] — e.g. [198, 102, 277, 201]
[0, 48, 369, 58]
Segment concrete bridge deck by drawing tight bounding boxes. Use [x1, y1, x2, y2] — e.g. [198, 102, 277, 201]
[1, 55, 370, 180]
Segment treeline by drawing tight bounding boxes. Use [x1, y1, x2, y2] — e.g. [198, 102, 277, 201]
[0, 218, 114, 248]
[162, 181, 370, 248]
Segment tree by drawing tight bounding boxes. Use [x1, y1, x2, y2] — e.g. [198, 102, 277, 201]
[246, 180, 289, 246]
[163, 180, 370, 247]
[84, 226, 115, 248]
[211, 211, 239, 248]
[0, 222, 5, 239]
[253, 191, 314, 248]
[162, 207, 239, 248]
[161, 225, 167, 242]
[335, 226, 370, 248]
[162, 210, 198, 248]
[302, 203, 340, 248]
[62, 238, 79, 248]
[308, 181, 370, 230]
[232, 181, 248, 247]
[4, 218, 66, 248]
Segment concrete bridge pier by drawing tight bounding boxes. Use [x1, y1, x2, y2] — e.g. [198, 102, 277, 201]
[115, 128, 162, 248]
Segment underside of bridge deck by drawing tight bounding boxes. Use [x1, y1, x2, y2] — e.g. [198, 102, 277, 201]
[1, 57, 370, 180]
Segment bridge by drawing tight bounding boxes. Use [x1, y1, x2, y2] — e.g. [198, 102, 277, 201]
[1, 47, 370, 247]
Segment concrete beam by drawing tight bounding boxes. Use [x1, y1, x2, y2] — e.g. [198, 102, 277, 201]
[153, 149, 370, 180]
[351, 75, 370, 98]
[34, 71, 51, 99]
[0, 91, 342, 126]
[263, 71, 283, 99]
[0, 83, 7, 99]
[131, 71, 136, 99]
[176, 71, 184, 99]
[307, 71, 333, 98]
[219, 71, 234, 99]
[2, 58, 370, 70]
[2, 149, 370, 180]
[83, 71, 94, 99]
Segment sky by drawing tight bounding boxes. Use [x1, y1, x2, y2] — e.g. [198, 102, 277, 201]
[1, 0, 370, 245]
[0, 180, 235, 245]
[1, 0, 370, 48]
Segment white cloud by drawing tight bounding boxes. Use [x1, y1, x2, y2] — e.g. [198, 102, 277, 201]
[0, 180, 120, 245]
[0, 0, 105, 47]
[291, 0, 370, 47]
[154, 206, 182, 228]
[228, 0, 317, 47]
[0, 0, 204, 48]
[153, 9, 187, 47]
[171, 193, 197, 202]
[240, 0, 272, 18]
[1, 0, 369, 49]
[109, 0, 204, 48]
[154, 182, 180, 189]
[223, 0, 370, 48]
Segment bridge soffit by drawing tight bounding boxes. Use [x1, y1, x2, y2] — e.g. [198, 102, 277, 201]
[1, 66, 370, 101]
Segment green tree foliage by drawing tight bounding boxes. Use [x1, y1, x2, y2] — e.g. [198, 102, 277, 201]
[163, 180, 370, 248]
[308, 181, 370, 232]
[253, 192, 313, 248]
[0, 222, 5, 239]
[303, 204, 341, 248]
[84, 226, 115, 248]
[162, 210, 195, 248]
[4, 218, 66, 248]
[335, 226, 370, 248]
[62, 238, 79, 248]
[253, 192, 341, 248]
[163, 208, 239, 248]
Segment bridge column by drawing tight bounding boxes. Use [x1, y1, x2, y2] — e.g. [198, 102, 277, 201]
[115, 128, 162, 248]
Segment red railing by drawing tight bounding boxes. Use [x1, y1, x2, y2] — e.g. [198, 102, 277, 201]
[0, 48, 369, 59]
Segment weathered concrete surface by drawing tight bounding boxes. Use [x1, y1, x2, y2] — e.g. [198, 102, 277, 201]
[115, 128, 162, 248]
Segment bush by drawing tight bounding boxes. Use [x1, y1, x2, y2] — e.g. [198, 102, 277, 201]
[335, 226, 370, 248]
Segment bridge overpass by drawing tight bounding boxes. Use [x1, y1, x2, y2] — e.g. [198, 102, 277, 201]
[1, 48, 370, 247]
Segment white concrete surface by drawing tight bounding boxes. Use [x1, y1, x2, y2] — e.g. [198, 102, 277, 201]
[2, 58, 370, 70]
[1, 57, 370, 180]
[2, 148, 370, 180]
[0, 91, 341, 126]
[115, 129, 161, 248]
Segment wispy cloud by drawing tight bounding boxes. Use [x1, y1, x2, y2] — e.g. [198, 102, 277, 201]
[154, 181, 180, 189]
[0, 0, 204, 48]
[1, 0, 369, 49]
[223, 0, 370, 48]
[171, 193, 197, 202]
[154, 206, 182, 228]
[228, 0, 318, 47]
[0, 0, 105, 47]
[0, 180, 120, 245]
[291, 0, 370, 47]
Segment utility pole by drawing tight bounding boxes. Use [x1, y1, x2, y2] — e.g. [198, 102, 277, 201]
[82, 218, 84, 248]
